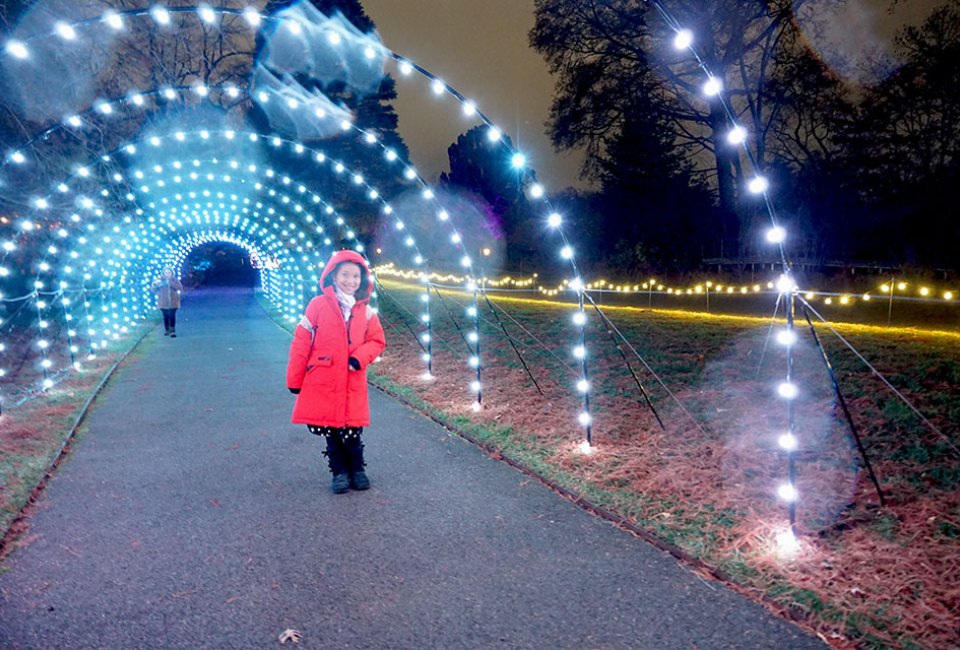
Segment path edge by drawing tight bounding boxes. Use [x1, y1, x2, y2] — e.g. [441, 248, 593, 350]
[261, 291, 830, 646]
[0, 324, 157, 559]
[367, 375, 829, 646]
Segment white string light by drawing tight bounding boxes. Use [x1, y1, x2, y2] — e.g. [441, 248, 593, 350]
[1, 4, 597, 443]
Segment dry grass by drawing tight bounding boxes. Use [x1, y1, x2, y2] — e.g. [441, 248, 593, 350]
[373, 280, 960, 649]
[0, 328, 152, 554]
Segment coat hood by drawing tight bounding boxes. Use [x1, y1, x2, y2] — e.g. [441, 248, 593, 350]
[319, 250, 373, 301]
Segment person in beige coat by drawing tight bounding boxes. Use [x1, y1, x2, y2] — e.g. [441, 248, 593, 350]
[152, 268, 183, 337]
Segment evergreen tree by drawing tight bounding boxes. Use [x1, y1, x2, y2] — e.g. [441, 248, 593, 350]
[256, 0, 410, 243]
[440, 125, 553, 271]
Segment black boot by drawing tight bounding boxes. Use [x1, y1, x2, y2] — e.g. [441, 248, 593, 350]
[323, 435, 350, 494]
[343, 430, 369, 490]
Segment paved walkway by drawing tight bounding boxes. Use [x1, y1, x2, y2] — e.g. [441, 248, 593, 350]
[0, 288, 825, 649]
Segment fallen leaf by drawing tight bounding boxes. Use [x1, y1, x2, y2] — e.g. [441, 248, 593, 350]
[61, 545, 82, 558]
[278, 629, 302, 644]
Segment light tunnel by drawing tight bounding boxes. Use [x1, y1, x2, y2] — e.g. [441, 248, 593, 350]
[1, 2, 593, 434]
[0, 1, 834, 537]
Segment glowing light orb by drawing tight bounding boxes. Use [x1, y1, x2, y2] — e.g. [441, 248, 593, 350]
[766, 226, 786, 243]
[243, 8, 261, 26]
[777, 382, 798, 399]
[748, 176, 769, 194]
[778, 433, 798, 451]
[104, 11, 124, 30]
[774, 529, 801, 557]
[703, 77, 722, 96]
[673, 29, 693, 49]
[5, 40, 28, 59]
[776, 275, 796, 295]
[55, 22, 78, 40]
[728, 126, 747, 144]
[776, 329, 796, 346]
[151, 6, 171, 25]
[510, 152, 526, 169]
[777, 483, 798, 502]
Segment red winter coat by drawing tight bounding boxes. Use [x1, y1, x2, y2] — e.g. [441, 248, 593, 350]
[287, 250, 386, 427]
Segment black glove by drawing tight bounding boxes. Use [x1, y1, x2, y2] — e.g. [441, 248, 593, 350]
[288, 387, 301, 395]
[348, 357, 361, 371]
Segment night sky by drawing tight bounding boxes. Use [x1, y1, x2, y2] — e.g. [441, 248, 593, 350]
[361, 0, 943, 193]
[361, 0, 587, 192]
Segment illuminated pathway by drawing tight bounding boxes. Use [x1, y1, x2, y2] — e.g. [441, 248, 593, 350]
[0, 288, 824, 649]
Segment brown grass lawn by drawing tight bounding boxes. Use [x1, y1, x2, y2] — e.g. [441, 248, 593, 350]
[372, 280, 960, 650]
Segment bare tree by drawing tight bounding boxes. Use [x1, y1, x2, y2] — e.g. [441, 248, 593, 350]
[531, 0, 848, 256]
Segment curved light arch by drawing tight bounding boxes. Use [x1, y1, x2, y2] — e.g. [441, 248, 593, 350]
[2, 3, 586, 300]
[140, 229, 286, 306]
[2, 3, 596, 438]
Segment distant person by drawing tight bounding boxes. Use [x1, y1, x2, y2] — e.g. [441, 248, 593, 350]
[287, 250, 386, 494]
[152, 267, 183, 338]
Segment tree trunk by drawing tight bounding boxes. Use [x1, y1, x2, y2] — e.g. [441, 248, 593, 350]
[710, 104, 740, 256]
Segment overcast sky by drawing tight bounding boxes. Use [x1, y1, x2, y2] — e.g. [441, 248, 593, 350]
[361, 0, 586, 193]
[361, 0, 944, 193]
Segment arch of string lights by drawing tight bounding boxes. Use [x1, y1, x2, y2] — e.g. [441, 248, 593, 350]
[0, 3, 592, 439]
[0, 2, 838, 548]
[646, 0, 809, 547]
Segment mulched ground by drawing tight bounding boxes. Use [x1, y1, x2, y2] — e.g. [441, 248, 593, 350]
[374, 281, 960, 649]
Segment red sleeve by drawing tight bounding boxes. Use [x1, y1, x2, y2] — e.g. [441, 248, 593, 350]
[286, 299, 320, 389]
[351, 311, 386, 369]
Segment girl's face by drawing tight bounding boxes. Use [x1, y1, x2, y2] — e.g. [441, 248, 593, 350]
[333, 263, 362, 296]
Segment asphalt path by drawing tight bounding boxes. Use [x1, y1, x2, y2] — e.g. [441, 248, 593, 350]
[0, 287, 826, 649]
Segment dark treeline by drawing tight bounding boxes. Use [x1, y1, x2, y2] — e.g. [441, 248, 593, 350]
[442, 0, 960, 281]
[2, 0, 958, 291]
